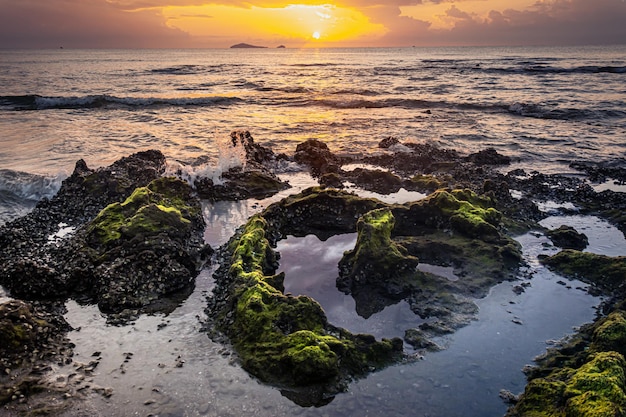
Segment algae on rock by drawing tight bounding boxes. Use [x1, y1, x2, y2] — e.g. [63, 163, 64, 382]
[540, 250, 626, 294]
[208, 186, 526, 402]
[338, 208, 421, 316]
[210, 213, 403, 399]
[84, 177, 210, 313]
[510, 352, 626, 417]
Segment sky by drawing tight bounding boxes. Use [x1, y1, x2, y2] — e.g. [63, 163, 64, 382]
[0, 0, 625, 48]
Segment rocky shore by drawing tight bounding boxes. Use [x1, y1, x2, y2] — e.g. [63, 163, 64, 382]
[1, 131, 625, 414]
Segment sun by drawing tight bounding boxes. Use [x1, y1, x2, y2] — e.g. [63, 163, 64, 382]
[312, 31, 321, 40]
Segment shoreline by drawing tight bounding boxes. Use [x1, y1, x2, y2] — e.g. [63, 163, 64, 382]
[1, 132, 626, 415]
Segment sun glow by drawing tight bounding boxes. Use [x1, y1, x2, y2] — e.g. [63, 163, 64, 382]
[162, 4, 386, 46]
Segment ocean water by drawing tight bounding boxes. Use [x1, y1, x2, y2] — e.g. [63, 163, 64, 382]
[1, 46, 625, 416]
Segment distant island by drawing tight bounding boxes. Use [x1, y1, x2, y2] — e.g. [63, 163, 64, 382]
[277, 45, 286, 49]
[230, 43, 267, 49]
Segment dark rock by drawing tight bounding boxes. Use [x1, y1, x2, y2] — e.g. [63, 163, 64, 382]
[194, 131, 290, 201]
[84, 177, 210, 313]
[294, 139, 340, 177]
[378, 136, 400, 149]
[319, 172, 344, 188]
[195, 168, 289, 201]
[230, 130, 277, 167]
[570, 159, 626, 184]
[404, 328, 441, 351]
[546, 225, 589, 250]
[0, 154, 210, 318]
[263, 187, 383, 241]
[345, 168, 403, 194]
[540, 250, 626, 296]
[338, 208, 420, 317]
[205, 215, 403, 401]
[466, 147, 511, 165]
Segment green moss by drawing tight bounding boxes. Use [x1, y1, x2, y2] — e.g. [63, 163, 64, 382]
[348, 208, 418, 272]
[591, 311, 626, 356]
[511, 352, 626, 417]
[424, 189, 502, 239]
[222, 214, 402, 387]
[514, 378, 567, 417]
[87, 177, 194, 246]
[564, 352, 626, 416]
[0, 323, 28, 351]
[540, 250, 626, 292]
[408, 174, 447, 192]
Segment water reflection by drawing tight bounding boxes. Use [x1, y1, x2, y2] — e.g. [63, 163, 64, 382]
[276, 233, 421, 341]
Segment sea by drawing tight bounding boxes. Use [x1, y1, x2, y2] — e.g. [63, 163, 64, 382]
[1, 46, 626, 416]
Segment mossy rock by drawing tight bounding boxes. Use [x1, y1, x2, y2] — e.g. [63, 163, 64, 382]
[591, 311, 626, 356]
[215, 214, 403, 391]
[263, 187, 383, 240]
[0, 301, 53, 366]
[338, 208, 420, 295]
[392, 189, 503, 242]
[511, 352, 626, 417]
[87, 177, 197, 247]
[546, 225, 589, 251]
[540, 250, 626, 294]
[83, 177, 209, 313]
[406, 174, 447, 193]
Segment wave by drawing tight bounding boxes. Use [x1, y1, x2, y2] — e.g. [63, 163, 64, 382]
[507, 102, 626, 120]
[0, 169, 64, 203]
[477, 64, 626, 75]
[149, 64, 231, 75]
[284, 63, 342, 68]
[0, 169, 69, 229]
[0, 94, 243, 110]
[300, 97, 624, 121]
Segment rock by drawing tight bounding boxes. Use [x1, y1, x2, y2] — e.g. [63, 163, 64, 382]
[345, 168, 403, 194]
[546, 225, 589, 250]
[0, 155, 210, 318]
[404, 328, 441, 351]
[195, 168, 289, 201]
[540, 250, 626, 295]
[378, 136, 400, 149]
[318, 172, 344, 189]
[507, 352, 626, 417]
[0, 151, 169, 301]
[206, 215, 403, 399]
[466, 147, 511, 165]
[0, 300, 74, 410]
[263, 187, 383, 240]
[85, 177, 210, 313]
[194, 131, 290, 201]
[294, 139, 340, 177]
[229, 130, 278, 167]
[338, 208, 420, 317]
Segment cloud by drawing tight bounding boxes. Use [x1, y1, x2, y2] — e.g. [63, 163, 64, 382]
[371, 0, 626, 46]
[433, 0, 626, 46]
[0, 0, 190, 48]
[0, 0, 624, 48]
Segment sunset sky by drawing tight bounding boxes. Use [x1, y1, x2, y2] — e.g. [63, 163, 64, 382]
[1, 0, 625, 48]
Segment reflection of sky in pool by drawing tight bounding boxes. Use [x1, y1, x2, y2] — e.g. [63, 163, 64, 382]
[276, 233, 423, 341]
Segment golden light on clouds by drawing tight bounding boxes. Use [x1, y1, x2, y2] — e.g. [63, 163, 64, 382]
[400, 0, 539, 30]
[162, 4, 386, 46]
